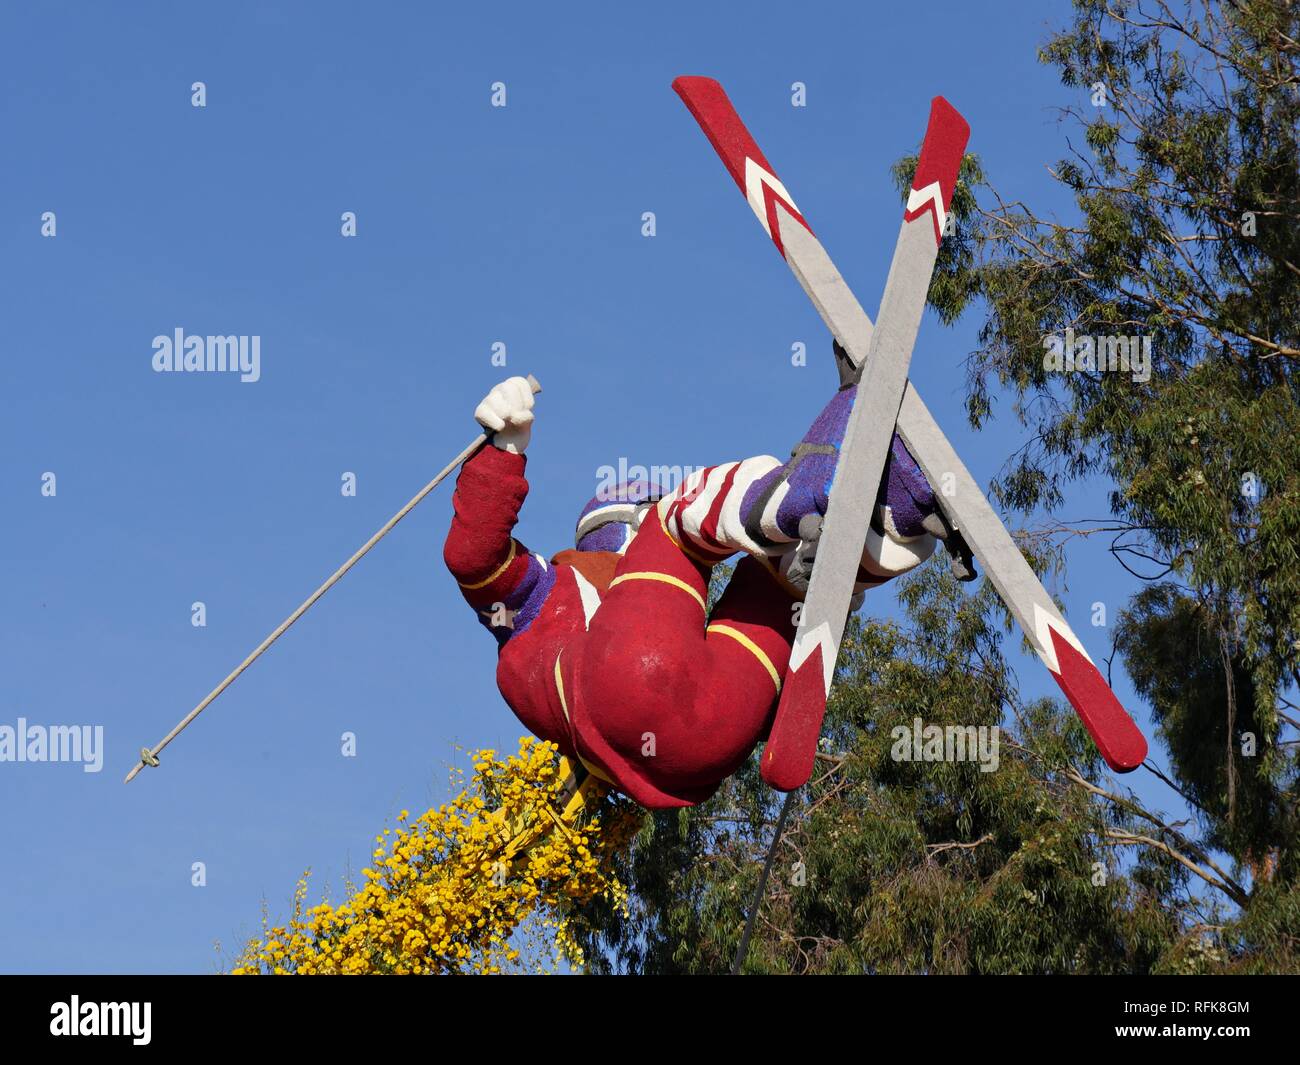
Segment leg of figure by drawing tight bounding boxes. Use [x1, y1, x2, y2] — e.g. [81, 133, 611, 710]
[655, 387, 942, 589]
[701, 555, 801, 747]
[564, 509, 797, 808]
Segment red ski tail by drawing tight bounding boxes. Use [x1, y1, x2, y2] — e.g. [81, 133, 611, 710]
[762, 630, 832, 791]
[1048, 628, 1148, 771]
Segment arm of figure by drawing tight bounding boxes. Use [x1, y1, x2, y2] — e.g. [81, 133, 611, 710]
[444, 378, 553, 641]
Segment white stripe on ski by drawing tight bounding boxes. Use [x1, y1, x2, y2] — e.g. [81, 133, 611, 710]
[905, 180, 947, 238]
[789, 620, 836, 693]
[744, 156, 799, 239]
[1031, 602, 1094, 675]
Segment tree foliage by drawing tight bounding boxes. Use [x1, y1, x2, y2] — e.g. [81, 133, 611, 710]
[942, 0, 1300, 767]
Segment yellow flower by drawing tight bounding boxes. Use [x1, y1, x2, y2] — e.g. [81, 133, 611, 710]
[228, 738, 642, 976]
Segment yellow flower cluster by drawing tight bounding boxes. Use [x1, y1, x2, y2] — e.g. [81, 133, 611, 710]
[230, 738, 639, 975]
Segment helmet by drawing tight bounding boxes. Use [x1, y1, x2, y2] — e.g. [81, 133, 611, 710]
[575, 480, 662, 553]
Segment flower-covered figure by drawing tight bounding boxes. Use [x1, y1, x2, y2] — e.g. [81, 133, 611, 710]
[444, 367, 946, 809]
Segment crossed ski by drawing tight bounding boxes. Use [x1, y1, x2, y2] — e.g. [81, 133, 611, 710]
[673, 76, 1149, 789]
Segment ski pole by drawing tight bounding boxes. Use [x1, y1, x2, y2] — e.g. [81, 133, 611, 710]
[123, 373, 541, 784]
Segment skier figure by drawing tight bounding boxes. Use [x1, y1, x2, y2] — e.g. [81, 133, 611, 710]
[444, 355, 954, 809]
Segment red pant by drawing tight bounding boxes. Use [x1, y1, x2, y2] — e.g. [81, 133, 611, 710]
[559, 510, 799, 808]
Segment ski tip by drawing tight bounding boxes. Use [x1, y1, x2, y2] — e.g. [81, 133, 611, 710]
[923, 97, 971, 167]
[905, 96, 970, 242]
[672, 75, 758, 194]
[672, 76, 735, 135]
[672, 73, 812, 255]
[928, 96, 970, 136]
[1048, 629, 1148, 772]
[672, 74, 721, 96]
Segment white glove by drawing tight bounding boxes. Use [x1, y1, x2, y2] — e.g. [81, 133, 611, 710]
[474, 376, 535, 454]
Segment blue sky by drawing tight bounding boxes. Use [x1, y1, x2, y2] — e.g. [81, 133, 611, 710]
[0, 0, 1181, 973]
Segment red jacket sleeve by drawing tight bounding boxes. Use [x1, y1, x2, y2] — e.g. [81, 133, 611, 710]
[443, 445, 537, 610]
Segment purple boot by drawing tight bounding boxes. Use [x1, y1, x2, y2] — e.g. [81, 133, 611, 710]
[741, 373, 975, 586]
